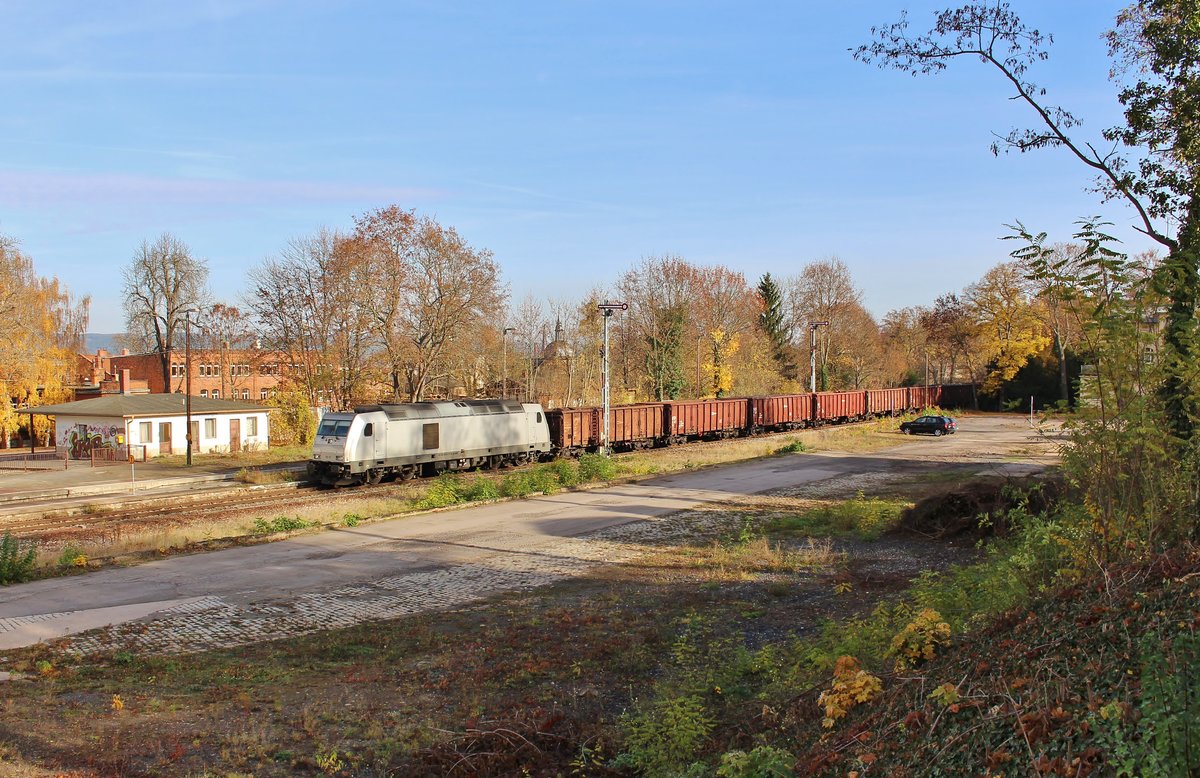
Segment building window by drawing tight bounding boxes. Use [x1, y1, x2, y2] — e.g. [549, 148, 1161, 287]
[204, 418, 216, 438]
[200, 389, 209, 398]
[212, 390, 220, 399]
[241, 389, 249, 400]
[260, 389, 269, 400]
[139, 421, 152, 442]
[247, 417, 258, 436]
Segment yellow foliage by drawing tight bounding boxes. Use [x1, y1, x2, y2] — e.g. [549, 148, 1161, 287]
[889, 608, 952, 671]
[817, 655, 883, 728]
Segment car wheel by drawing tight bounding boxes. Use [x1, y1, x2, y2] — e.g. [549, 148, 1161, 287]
[933, 429, 943, 437]
[902, 428, 911, 435]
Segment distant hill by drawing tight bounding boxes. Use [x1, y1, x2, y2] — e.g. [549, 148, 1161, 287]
[84, 333, 123, 354]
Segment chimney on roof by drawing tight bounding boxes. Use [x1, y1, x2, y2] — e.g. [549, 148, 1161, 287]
[120, 369, 131, 395]
[121, 348, 129, 356]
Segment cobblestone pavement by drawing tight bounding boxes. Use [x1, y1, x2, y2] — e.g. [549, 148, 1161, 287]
[36, 507, 739, 657]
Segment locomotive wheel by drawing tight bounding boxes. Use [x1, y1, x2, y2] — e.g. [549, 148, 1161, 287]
[366, 469, 383, 485]
[487, 455, 503, 470]
[398, 466, 416, 481]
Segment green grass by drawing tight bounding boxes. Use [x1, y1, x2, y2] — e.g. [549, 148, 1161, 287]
[250, 515, 317, 534]
[765, 493, 911, 540]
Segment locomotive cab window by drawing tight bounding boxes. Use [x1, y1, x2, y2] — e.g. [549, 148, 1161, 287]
[536, 412, 542, 423]
[363, 423, 373, 437]
[423, 423, 439, 450]
[317, 419, 352, 438]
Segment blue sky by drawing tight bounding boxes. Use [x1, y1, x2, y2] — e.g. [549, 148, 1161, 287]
[0, 1, 1162, 332]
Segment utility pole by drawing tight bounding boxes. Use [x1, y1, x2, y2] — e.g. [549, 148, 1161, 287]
[809, 321, 829, 393]
[598, 301, 628, 454]
[502, 327, 515, 399]
[185, 314, 194, 467]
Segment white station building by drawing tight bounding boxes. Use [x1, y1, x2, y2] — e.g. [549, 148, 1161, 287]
[24, 394, 270, 459]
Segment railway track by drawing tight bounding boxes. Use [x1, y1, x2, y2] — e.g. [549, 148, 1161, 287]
[0, 481, 325, 541]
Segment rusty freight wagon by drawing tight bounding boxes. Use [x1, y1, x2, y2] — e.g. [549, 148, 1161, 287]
[749, 394, 813, 431]
[908, 385, 934, 410]
[545, 407, 599, 453]
[546, 402, 666, 453]
[664, 398, 749, 442]
[813, 391, 868, 424]
[866, 387, 908, 417]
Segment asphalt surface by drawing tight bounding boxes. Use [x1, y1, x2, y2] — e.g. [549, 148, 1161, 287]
[0, 415, 1058, 651]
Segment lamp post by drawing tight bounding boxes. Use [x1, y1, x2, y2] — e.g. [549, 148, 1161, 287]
[598, 301, 627, 454]
[502, 327, 515, 399]
[809, 321, 829, 393]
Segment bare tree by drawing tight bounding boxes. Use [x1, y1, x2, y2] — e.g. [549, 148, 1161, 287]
[786, 257, 862, 390]
[248, 230, 377, 409]
[122, 233, 209, 393]
[353, 208, 506, 402]
[618, 255, 696, 400]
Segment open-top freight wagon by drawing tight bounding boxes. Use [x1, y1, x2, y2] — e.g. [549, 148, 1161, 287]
[545, 383, 975, 454]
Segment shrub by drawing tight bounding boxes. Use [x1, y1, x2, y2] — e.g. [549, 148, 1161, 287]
[57, 545, 88, 569]
[0, 531, 36, 584]
[251, 515, 315, 534]
[717, 745, 795, 777]
[551, 458, 580, 487]
[341, 513, 362, 527]
[461, 476, 500, 501]
[888, 608, 951, 671]
[416, 473, 464, 509]
[500, 471, 534, 498]
[617, 694, 714, 777]
[817, 655, 883, 728]
[578, 453, 617, 482]
[774, 440, 806, 455]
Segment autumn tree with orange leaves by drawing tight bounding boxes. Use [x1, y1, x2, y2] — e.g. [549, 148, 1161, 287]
[0, 233, 90, 446]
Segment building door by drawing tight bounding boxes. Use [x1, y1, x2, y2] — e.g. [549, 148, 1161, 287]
[229, 418, 241, 453]
[189, 421, 199, 455]
[159, 422, 173, 456]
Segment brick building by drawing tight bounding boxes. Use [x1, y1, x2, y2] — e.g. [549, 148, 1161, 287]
[78, 348, 285, 402]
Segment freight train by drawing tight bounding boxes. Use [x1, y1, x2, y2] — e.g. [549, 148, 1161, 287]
[307, 383, 975, 486]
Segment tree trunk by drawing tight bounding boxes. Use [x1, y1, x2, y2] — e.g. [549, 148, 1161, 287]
[1055, 332, 1069, 407]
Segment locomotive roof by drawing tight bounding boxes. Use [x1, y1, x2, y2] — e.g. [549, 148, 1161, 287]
[352, 399, 529, 420]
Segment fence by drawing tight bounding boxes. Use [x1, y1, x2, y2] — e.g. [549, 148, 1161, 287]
[0, 451, 69, 471]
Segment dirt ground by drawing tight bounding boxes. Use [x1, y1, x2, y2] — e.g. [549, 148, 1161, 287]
[0, 414, 1057, 777]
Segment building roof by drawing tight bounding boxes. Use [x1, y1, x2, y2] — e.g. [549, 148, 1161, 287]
[22, 394, 269, 419]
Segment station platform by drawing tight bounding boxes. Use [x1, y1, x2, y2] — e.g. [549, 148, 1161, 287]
[0, 451, 305, 509]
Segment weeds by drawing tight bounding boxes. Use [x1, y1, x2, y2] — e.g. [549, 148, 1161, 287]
[767, 493, 910, 540]
[56, 545, 87, 569]
[250, 516, 316, 534]
[774, 440, 806, 454]
[0, 531, 36, 585]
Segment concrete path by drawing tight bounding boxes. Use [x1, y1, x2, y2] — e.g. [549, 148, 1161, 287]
[0, 415, 1058, 654]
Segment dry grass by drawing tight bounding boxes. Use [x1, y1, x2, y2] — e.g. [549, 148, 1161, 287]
[234, 467, 297, 485]
[616, 420, 901, 477]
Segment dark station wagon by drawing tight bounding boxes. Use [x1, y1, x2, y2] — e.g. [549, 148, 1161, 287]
[899, 415, 957, 436]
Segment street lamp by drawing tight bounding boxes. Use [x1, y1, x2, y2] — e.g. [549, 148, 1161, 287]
[809, 321, 829, 393]
[598, 301, 627, 454]
[502, 327, 515, 399]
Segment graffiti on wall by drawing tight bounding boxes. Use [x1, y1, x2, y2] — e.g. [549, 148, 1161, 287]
[62, 425, 121, 460]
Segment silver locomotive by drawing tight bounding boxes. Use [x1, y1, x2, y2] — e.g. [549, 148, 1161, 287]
[308, 399, 551, 486]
